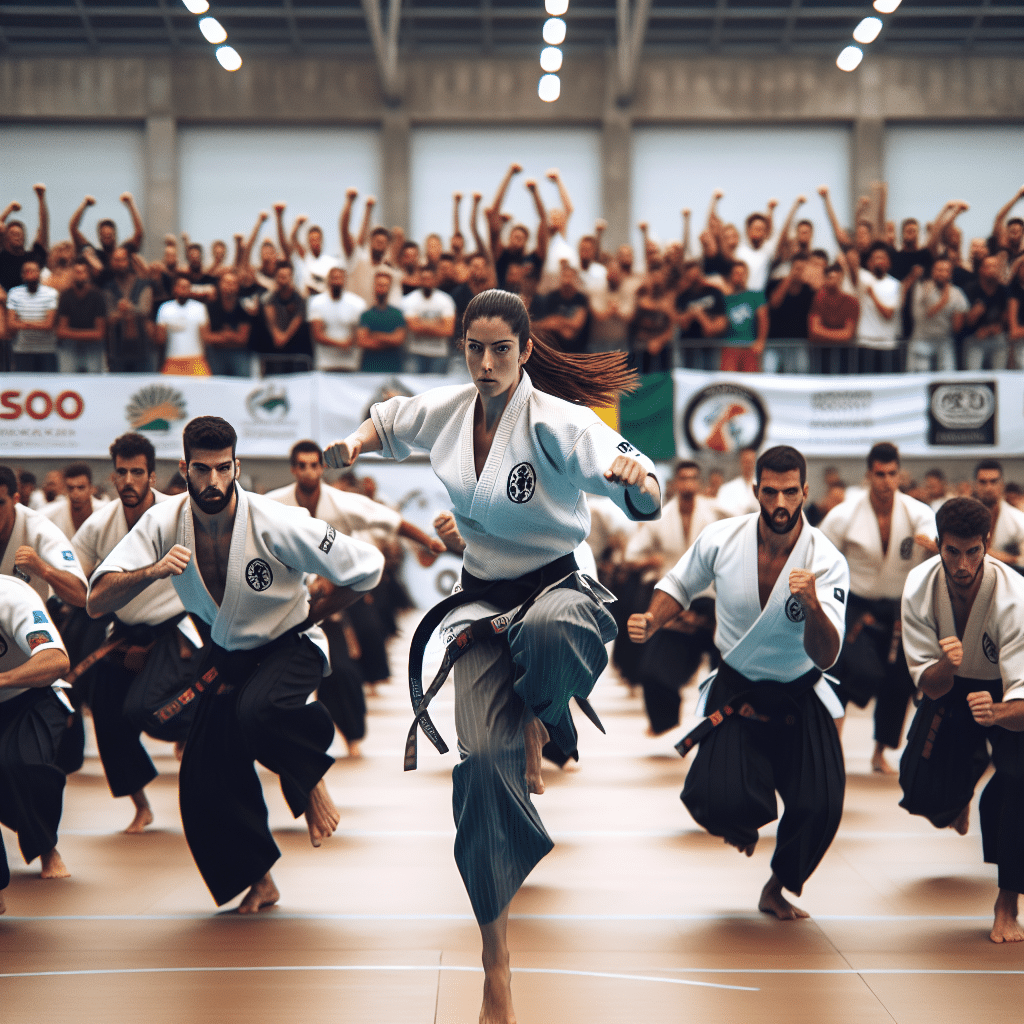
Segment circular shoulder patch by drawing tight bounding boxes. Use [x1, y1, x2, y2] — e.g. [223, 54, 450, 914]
[899, 537, 914, 560]
[785, 594, 806, 623]
[245, 558, 274, 592]
[983, 632, 999, 665]
[507, 462, 537, 504]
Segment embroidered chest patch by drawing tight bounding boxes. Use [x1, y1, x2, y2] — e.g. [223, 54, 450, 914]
[507, 462, 536, 504]
[785, 595, 806, 623]
[983, 632, 999, 664]
[245, 558, 274, 592]
[899, 537, 914, 560]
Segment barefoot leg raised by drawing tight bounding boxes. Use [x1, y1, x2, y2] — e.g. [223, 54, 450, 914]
[479, 905, 517, 1024]
[305, 777, 340, 848]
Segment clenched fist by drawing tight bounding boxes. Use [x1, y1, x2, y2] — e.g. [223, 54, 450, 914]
[153, 545, 191, 579]
[627, 612, 654, 644]
[967, 690, 995, 726]
[938, 635, 963, 670]
[788, 568, 820, 611]
[324, 438, 360, 469]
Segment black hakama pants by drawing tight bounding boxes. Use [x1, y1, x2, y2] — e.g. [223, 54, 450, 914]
[317, 618, 367, 743]
[0, 687, 68, 890]
[178, 632, 335, 906]
[682, 663, 846, 896]
[835, 595, 915, 750]
[348, 597, 390, 683]
[899, 677, 1024, 894]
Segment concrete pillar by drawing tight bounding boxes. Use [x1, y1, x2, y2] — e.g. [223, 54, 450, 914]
[851, 59, 885, 223]
[380, 108, 411, 230]
[601, 106, 633, 250]
[144, 60, 177, 261]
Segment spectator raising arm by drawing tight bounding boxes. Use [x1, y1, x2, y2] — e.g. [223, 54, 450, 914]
[992, 184, 1024, 251]
[485, 162, 522, 259]
[32, 183, 50, 253]
[681, 209, 691, 259]
[121, 191, 145, 253]
[525, 178, 550, 265]
[340, 188, 359, 260]
[818, 185, 852, 251]
[469, 192, 488, 261]
[68, 194, 96, 252]
[546, 168, 574, 233]
[242, 210, 269, 267]
[273, 202, 291, 260]
[288, 214, 310, 259]
[772, 195, 806, 264]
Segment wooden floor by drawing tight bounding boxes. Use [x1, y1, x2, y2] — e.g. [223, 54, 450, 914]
[2, 611, 1022, 1023]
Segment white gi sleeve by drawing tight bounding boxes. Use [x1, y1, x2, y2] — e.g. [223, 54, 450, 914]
[818, 501, 851, 552]
[72, 516, 102, 577]
[560, 421, 660, 522]
[259, 513, 385, 593]
[369, 385, 470, 461]
[900, 562, 943, 688]
[995, 583, 1024, 701]
[811, 537, 851, 654]
[335, 492, 402, 535]
[28, 513, 88, 586]
[89, 504, 176, 589]
[1, 580, 68, 661]
[909, 498, 938, 545]
[654, 525, 719, 609]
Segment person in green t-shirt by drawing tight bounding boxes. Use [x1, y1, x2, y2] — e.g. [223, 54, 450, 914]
[357, 270, 407, 373]
[721, 260, 768, 372]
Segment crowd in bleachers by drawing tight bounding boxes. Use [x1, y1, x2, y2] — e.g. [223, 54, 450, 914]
[2, 172, 1024, 377]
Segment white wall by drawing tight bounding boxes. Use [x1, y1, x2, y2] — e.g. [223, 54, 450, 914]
[0, 123, 145, 247]
[885, 125, 1024, 246]
[632, 126, 852, 259]
[409, 127, 602, 249]
[177, 126, 380, 256]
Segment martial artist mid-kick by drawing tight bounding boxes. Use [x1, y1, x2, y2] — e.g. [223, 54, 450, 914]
[72, 432, 202, 832]
[820, 442, 936, 773]
[0, 574, 73, 912]
[629, 446, 849, 920]
[326, 288, 661, 1024]
[900, 497, 1024, 943]
[87, 416, 385, 913]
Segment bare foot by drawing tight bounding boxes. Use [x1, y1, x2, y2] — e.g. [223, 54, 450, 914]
[758, 874, 809, 920]
[305, 778, 340, 848]
[871, 745, 898, 775]
[991, 889, 1024, 943]
[725, 836, 757, 857]
[124, 790, 154, 834]
[524, 717, 548, 795]
[949, 805, 970, 836]
[480, 961, 517, 1024]
[237, 872, 280, 914]
[344, 738, 362, 759]
[40, 848, 70, 879]
[0, 890, 6, 914]
[174, 741, 185, 762]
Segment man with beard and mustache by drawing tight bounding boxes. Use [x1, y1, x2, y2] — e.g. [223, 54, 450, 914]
[71, 433, 201, 833]
[629, 446, 850, 921]
[308, 265, 366, 372]
[972, 459, 1024, 568]
[401, 265, 456, 374]
[899, 497, 1024, 944]
[266, 441, 445, 756]
[87, 417, 384, 914]
[820, 443, 937, 774]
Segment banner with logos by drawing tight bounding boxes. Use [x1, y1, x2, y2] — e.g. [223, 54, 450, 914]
[2, 370, 1021, 460]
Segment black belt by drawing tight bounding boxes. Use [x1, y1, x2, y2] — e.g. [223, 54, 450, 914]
[675, 663, 821, 757]
[404, 553, 580, 771]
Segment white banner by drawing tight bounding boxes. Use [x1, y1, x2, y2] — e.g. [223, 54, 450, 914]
[672, 370, 1024, 458]
[3, 370, 1021, 460]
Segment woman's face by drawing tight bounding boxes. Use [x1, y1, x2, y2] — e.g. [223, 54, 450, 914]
[464, 316, 531, 400]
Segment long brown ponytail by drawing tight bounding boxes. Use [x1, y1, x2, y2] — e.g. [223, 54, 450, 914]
[462, 289, 639, 407]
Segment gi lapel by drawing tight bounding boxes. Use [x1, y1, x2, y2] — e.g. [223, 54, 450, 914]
[468, 370, 532, 520]
[935, 558, 999, 678]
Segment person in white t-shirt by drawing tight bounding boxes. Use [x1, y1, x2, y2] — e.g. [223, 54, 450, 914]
[856, 242, 902, 373]
[155, 275, 210, 376]
[733, 204, 779, 293]
[307, 266, 367, 372]
[906, 256, 969, 373]
[401, 266, 457, 374]
[288, 218, 340, 298]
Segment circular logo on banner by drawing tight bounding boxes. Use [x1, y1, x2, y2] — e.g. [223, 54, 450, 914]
[507, 463, 537, 503]
[983, 632, 999, 664]
[125, 384, 187, 433]
[785, 595, 806, 623]
[899, 537, 914, 560]
[930, 384, 995, 430]
[682, 383, 767, 454]
[245, 558, 274, 592]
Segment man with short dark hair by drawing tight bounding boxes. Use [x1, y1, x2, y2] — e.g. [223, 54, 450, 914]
[343, 212, 401, 307]
[401, 265, 457, 374]
[900, 496, 1024, 943]
[821, 442, 937, 773]
[69, 192, 144, 285]
[104, 246, 154, 373]
[56, 256, 107, 373]
[6, 259, 59, 372]
[630, 445, 849, 920]
[156, 275, 211, 376]
[721, 260, 768, 373]
[0, 184, 49, 294]
[674, 260, 727, 370]
[962, 255, 1010, 370]
[535, 263, 590, 355]
[768, 253, 816, 371]
[857, 241, 901, 373]
[973, 459, 1024, 567]
[924, 468, 949, 512]
[43, 462, 102, 539]
[262, 262, 311, 375]
[87, 416, 385, 913]
[182, 244, 219, 304]
[808, 262, 860, 373]
[308, 265, 366, 373]
[906, 256, 968, 372]
[201, 270, 251, 377]
[357, 270, 407, 373]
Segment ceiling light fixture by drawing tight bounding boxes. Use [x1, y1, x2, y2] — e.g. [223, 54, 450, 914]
[540, 46, 563, 73]
[216, 46, 242, 71]
[853, 16, 883, 43]
[545, 0, 569, 14]
[198, 16, 228, 44]
[873, 0, 901, 12]
[538, 74, 561, 103]
[837, 45, 864, 71]
[181, 0, 210, 12]
[542, 17, 566, 45]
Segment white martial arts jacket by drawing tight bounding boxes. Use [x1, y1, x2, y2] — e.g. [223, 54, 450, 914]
[656, 513, 849, 715]
[901, 554, 1024, 701]
[370, 369, 660, 581]
[989, 500, 1024, 565]
[42, 495, 104, 539]
[89, 486, 385, 672]
[73, 491, 186, 628]
[264, 483, 401, 544]
[0, 575, 68, 704]
[714, 475, 760, 519]
[626, 495, 720, 568]
[1, 504, 88, 604]
[819, 490, 935, 600]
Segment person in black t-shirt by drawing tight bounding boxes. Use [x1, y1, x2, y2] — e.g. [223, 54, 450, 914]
[485, 164, 549, 290]
[55, 257, 108, 373]
[768, 254, 817, 370]
[962, 255, 1010, 370]
[1006, 260, 1024, 370]
[0, 184, 49, 294]
[451, 253, 493, 337]
[202, 269, 252, 377]
[69, 192, 144, 286]
[674, 260, 727, 370]
[237, 264, 272, 355]
[534, 264, 590, 354]
[183, 244, 219, 303]
[262, 262, 310, 375]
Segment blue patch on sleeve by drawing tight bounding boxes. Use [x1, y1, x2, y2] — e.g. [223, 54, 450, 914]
[62, 550, 75, 561]
[33, 610, 48, 624]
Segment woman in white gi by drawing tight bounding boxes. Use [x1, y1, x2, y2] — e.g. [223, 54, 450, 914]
[326, 288, 662, 1024]
[900, 497, 1024, 943]
[629, 447, 850, 921]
